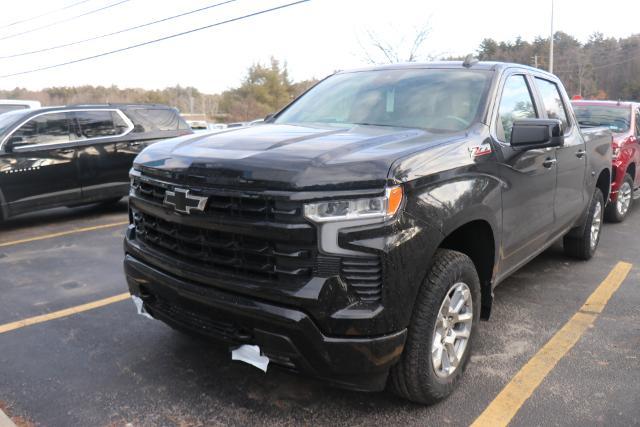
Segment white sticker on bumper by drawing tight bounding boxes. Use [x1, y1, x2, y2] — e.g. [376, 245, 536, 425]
[131, 295, 154, 320]
[231, 344, 269, 372]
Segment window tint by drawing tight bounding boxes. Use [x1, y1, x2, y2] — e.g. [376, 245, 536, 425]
[128, 108, 182, 132]
[497, 75, 537, 142]
[73, 111, 129, 140]
[11, 113, 70, 147]
[535, 78, 570, 132]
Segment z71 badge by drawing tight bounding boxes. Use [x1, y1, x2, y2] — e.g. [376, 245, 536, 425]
[469, 145, 492, 158]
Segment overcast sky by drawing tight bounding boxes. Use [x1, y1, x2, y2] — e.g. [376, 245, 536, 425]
[0, 0, 638, 93]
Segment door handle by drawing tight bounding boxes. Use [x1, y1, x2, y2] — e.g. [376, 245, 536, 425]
[543, 158, 557, 168]
[128, 141, 143, 147]
[576, 149, 586, 158]
[59, 148, 75, 154]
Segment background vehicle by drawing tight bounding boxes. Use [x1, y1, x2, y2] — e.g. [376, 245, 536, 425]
[0, 104, 192, 221]
[186, 120, 209, 132]
[0, 99, 41, 114]
[124, 62, 611, 404]
[573, 100, 640, 222]
[208, 123, 228, 131]
[226, 122, 248, 128]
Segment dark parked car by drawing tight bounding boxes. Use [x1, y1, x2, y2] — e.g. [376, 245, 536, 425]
[124, 62, 611, 404]
[0, 104, 192, 221]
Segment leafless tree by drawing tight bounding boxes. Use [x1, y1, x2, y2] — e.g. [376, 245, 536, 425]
[359, 24, 434, 64]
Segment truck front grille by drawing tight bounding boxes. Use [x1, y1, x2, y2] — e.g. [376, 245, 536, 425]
[132, 209, 315, 284]
[131, 174, 384, 303]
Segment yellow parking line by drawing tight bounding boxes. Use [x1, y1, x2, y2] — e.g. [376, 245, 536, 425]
[472, 261, 633, 427]
[0, 293, 130, 334]
[0, 221, 128, 248]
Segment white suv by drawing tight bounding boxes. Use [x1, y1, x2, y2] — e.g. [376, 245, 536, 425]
[0, 100, 41, 114]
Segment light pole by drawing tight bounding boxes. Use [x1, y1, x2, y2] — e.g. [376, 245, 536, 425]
[549, 0, 554, 73]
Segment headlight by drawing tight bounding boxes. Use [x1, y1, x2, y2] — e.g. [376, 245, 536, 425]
[304, 186, 403, 223]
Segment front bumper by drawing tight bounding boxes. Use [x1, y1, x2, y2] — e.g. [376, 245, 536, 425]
[124, 254, 407, 391]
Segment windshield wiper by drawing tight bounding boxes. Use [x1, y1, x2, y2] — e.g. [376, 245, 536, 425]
[352, 122, 405, 128]
[578, 120, 602, 127]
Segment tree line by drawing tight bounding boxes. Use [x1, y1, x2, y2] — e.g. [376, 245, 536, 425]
[476, 32, 640, 100]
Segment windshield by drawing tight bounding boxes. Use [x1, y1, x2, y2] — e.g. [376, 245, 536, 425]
[0, 109, 30, 135]
[573, 105, 631, 133]
[275, 68, 493, 132]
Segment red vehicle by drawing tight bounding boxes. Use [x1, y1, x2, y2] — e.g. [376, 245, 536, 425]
[573, 100, 640, 222]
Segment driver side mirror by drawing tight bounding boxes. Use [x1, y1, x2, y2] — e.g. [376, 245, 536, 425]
[510, 119, 565, 150]
[264, 113, 275, 123]
[4, 136, 24, 152]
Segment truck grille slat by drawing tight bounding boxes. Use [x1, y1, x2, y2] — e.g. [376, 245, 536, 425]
[133, 209, 314, 283]
[341, 257, 383, 303]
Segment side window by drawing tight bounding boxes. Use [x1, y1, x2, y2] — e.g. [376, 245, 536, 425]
[129, 108, 180, 132]
[534, 78, 570, 132]
[11, 113, 70, 147]
[112, 111, 130, 134]
[497, 75, 537, 142]
[73, 111, 129, 140]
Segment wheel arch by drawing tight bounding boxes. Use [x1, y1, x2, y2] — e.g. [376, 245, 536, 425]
[438, 219, 496, 320]
[596, 168, 611, 202]
[626, 162, 636, 182]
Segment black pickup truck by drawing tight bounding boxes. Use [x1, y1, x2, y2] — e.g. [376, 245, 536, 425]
[124, 62, 611, 404]
[0, 104, 191, 221]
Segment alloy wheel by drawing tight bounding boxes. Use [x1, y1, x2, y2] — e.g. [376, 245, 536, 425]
[616, 181, 632, 217]
[431, 282, 473, 378]
[590, 200, 602, 250]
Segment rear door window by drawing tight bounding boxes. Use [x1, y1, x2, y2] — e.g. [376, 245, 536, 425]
[127, 108, 185, 132]
[11, 113, 71, 147]
[496, 75, 538, 142]
[72, 110, 130, 140]
[534, 78, 570, 133]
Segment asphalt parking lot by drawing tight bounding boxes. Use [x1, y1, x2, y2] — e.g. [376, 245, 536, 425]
[0, 200, 638, 427]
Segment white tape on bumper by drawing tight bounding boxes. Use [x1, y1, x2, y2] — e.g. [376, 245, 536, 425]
[131, 295, 154, 320]
[231, 344, 269, 372]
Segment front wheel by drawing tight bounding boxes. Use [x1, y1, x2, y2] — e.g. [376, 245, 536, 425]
[563, 188, 604, 260]
[605, 174, 633, 223]
[388, 249, 480, 404]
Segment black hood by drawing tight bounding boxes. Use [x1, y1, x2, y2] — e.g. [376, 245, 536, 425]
[134, 123, 468, 191]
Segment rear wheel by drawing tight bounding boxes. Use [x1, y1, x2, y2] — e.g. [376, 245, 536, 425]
[388, 249, 480, 404]
[563, 188, 604, 260]
[605, 174, 633, 223]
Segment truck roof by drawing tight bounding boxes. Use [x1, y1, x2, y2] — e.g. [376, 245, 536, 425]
[338, 61, 557, 79]
[572, 100, 638, 108]
[20, 103, 178, 114]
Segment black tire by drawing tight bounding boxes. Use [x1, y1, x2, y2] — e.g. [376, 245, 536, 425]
[604, 174, 633, 223]
[563, 188, 604, 260]
[388, 249, 481, 404]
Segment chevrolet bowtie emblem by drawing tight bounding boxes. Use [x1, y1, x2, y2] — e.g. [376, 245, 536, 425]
[164, 188, 208, 214]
